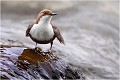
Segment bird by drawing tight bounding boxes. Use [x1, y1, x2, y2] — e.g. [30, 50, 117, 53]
[26, 9, 65, 51]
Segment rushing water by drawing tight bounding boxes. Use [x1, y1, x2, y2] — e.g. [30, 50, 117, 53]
[1, 1, 119, 80]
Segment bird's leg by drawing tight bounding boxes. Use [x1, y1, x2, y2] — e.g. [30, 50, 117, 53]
[47, 41, 55, 59]
[50, 41, 53, 51]
[46, 42, 53, 53]
[34, 43, 39, 53]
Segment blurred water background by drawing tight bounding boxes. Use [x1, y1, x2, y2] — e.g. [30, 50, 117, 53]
[1, 1, 119, 80]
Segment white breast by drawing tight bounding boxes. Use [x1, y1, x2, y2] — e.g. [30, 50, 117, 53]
[30, 20, 54, 41]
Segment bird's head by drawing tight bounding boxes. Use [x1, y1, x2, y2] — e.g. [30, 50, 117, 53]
[34, 9, 57, 24]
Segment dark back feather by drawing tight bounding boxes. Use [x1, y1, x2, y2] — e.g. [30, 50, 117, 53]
[26, 24, 33, 37]
[52, 25, 65, 44]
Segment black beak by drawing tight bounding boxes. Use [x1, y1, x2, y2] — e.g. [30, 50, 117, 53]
[52, 13, 57, 16]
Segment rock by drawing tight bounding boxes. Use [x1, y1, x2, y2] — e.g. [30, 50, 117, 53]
[0, 46, 85, 80]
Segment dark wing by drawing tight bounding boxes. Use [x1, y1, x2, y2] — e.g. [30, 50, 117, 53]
[52, 25, 65, 44]
[26, 24, 33, 37]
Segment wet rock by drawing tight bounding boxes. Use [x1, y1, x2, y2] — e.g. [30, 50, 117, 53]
[0, 46, 85, 80]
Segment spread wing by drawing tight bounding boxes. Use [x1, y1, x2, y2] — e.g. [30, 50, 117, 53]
[52, 25, 65, 44]
[26, 24, 33, 37]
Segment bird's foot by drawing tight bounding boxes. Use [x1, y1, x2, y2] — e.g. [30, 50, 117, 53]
[46, 49, 55, 59]
[34, 48, 40, 54]
[34, 49, 49, 56]
[39, 49, 52, 53]
[39, 50, 52, 57]
[40, 51, 50, 54]
[34, 47, 52, 56]
[34, 47, 43, 54]
[47, 49, 52, 53]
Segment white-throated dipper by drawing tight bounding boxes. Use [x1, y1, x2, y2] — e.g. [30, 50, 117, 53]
[26, 9, 65, 50]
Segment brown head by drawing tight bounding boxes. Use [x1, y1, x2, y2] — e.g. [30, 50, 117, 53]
[34, 9, 57, 24]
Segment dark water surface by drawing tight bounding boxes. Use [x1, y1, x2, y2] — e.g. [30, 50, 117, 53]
[1, 1, 119, 80]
